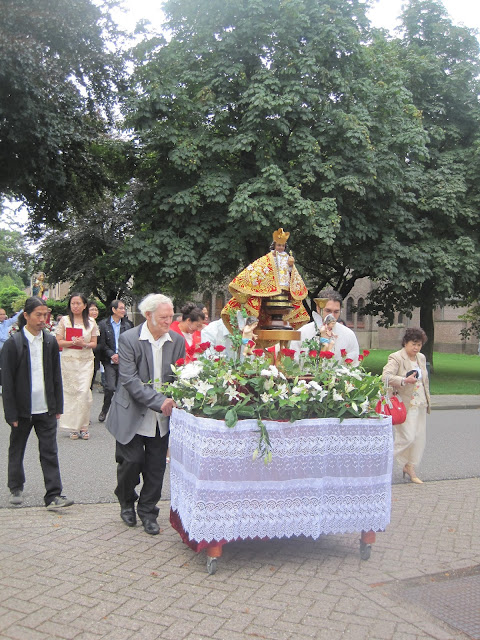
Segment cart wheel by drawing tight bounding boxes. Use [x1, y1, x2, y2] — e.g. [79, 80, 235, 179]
[206, 556, 218, 575]
[360, 541, 371, 561]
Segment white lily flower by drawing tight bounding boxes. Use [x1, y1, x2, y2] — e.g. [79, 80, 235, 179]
[182, 397, 195, 410]
[195, 380, 214, 395]
[260, 369, 273, 377]
[351, 402, 358, 412]
[225, 386, 240, 401]
[277, 383, 289, 399]
[263, 378, 274, 390]
[333, 390, 344, 402]
[308, 380, 322, 391]
[360, 399, 370, 413]
[260, 392, 273, 403]
[345, 381, 355, 393]
[292, 385, 304, 395]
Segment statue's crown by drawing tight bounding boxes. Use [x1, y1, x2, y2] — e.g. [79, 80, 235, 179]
[272, 228, 290, 244]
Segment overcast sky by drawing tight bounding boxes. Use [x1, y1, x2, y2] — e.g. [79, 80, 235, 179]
[114, 0, 480, 36]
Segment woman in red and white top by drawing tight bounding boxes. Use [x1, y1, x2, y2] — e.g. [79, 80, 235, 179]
[169, 303, 205, 362]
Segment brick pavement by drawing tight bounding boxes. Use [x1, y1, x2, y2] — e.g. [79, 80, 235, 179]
[0, 477, 479, 640]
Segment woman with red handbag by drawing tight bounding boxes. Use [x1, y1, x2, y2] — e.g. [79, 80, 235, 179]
[382, 328, 431, 484]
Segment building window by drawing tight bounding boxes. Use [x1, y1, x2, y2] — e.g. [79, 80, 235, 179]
[357, 298, 365, 329]
[346, 297, 354, 327]
[398, 312, 404, 325]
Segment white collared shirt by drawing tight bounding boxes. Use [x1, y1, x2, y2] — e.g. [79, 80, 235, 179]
[23, 327, 48, 414]
[136, 323, 172, 438]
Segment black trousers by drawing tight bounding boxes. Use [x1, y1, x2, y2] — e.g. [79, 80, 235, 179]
[114, 427, 169, 521]
[8, 413, 63, 505]
[101, 362, 119, 414]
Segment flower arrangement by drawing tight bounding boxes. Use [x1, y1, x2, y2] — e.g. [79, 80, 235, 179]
[163, 342, 383, 464]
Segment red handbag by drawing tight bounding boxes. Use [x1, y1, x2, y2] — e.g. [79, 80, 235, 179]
[376, 376, 407, 425]
[375, 395, 407, 425]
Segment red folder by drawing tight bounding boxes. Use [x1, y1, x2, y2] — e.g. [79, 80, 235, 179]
[66, 327, 83, 349]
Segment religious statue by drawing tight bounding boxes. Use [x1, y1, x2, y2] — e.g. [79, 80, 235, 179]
[319, 313, 337, 352]
[32, 273, 46, 298]
[242, 317, 259, 357]
[221, 228, 310, 343]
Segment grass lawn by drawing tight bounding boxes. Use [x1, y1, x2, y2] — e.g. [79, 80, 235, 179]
[362, 350, 480, 395]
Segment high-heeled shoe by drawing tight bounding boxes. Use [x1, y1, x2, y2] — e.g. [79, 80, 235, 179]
[403, 464, 423, 484]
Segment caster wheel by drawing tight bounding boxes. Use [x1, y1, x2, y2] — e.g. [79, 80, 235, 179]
[206, 557, 218, 575]
[360, 541, 371, 560]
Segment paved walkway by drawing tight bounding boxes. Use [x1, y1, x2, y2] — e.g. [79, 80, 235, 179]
[430, 395, 480, 410]
[1, 476, 479, 640]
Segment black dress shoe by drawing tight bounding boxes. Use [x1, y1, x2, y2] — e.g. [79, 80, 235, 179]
[120, 507, 136, 527]
[98, 411, 106, 422]
[141, 518, 160, 535]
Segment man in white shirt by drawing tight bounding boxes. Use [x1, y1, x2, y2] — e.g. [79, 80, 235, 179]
[200, 318, 236, 359]
[290, 289, 360, 363]
[2, 297, 73, 509]
[106, 294, 185, 535]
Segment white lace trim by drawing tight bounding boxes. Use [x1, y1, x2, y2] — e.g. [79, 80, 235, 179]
[170, 409, 393, 542]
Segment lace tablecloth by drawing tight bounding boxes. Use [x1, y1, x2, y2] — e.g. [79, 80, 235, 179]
[169, 409, 393, 546]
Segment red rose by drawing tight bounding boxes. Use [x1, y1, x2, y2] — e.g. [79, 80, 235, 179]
[341, 348, 347, 357]
[199, 341, 211, 350]
[318, 352, 327, 359]
[323, 351, 334, 359]
[186, 344, 196, 357]
[194, 345, 204, 353]
[345, 358, 353, 364]
[175, 358, 185, 366]
[309, 349, 318, 358]
[247, 340, 255, 347]
[214, 345, 226, 352]
[363, 349, 370, 357]
[280, 348, 296, 358]
[214, 357, 220, 362]
[253, 349, 265, 357]
[358, 354, 364, 361]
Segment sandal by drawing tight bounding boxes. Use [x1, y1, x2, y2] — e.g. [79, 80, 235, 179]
[70, 432, 80, 440]
[80, 430, 90, 440]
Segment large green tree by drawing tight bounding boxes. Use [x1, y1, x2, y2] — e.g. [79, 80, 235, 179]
[362, 0, 480, 366]
[122, 0, 428, 305]
[0, 0, 125, 229]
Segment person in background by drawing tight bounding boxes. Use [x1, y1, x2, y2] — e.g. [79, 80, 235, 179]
[382, 327, 431, 484]
[55, 293, 99, 440]
[88, 301, 102, 391]
[169, 302, 205, 362]
[97, 300, 133, 422]
[106, 294, 185, 535]
[201, 317, 236, 359]
[2, 296, 73, 509]
[290, 289, 359, 363]
[0, 307, 23, 393]
[200, 306, 210, 329]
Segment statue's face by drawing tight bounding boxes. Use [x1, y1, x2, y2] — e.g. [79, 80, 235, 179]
[274, 242, 286, 252]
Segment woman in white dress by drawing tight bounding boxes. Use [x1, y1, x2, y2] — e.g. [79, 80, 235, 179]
[382, 328, 431, 483]
[56, 293, 99, 440]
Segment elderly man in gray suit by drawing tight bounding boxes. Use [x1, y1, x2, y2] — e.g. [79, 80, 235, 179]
[106, 293, 185, 535]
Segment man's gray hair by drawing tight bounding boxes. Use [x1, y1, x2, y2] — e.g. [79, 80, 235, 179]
[138, 294, 173, 318]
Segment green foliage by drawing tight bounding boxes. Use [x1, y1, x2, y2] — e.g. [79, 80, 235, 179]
[362, 1, 480, 363]
[0, 229, 32, 286]
[363, 349, 480, 395]
[0, 0, 127, 228]
[0, 286, 25, 315]
[37, 188, 136, 305]
[459, 302, 480, 342]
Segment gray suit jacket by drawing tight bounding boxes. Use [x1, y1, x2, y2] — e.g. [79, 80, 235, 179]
[105, 324, 186, 444]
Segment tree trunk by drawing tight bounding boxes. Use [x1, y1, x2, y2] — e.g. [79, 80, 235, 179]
[419, 302, 435, 373]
